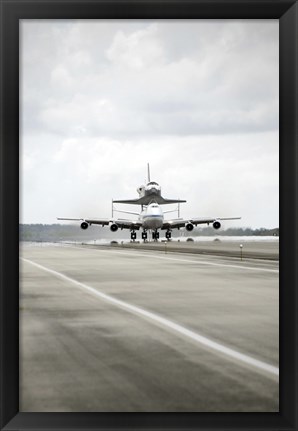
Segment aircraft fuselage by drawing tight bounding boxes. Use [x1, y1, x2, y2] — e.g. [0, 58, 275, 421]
[139, 203, 164, 230]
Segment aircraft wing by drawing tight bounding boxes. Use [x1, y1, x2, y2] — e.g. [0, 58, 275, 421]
[57, 217, 111, 226]
[157, 197, 187, 205]
[113, 219, 143, 230]
[112, 198, 149, 205]
[162, 217, 241, 230]
[190, 216, 241, 225]
[161, 218, 187, 230]
[57, 217, 142, 230]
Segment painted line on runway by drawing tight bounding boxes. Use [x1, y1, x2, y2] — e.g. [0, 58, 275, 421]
[134, 253, 279, 273]
[21, 257, 279, 378]
[65, 245, 279, 273]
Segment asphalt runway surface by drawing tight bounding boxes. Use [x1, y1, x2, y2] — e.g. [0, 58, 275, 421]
[19, 242, 279, 412]
[96, 238, 279, 260]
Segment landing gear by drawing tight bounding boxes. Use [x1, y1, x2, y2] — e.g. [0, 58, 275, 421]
[166, 230, 172, 240]
[142, 231, 148, 241]
[152, 230, 159, 241]
[130, 231, 136, 241]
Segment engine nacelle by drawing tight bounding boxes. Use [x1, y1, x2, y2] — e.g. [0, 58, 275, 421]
[185, 223, 194, 231]
[213, 220, 221, 230]
[80, 221, 89, 230]
[110, 223, 118, 232]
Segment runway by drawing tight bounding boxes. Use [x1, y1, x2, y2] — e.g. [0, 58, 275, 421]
[100, 238, 279, 260]
[19, 242, 279, 412]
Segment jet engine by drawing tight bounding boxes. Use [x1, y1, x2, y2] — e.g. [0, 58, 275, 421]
[213, 220, 221, 230]
[185, 223, 194, 231]
[110, 223, 118, 232]
[80, 221, 89, 230]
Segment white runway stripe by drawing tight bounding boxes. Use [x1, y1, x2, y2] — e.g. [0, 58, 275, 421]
[133, 253, 279, 273]
[21, 257, 279, 378]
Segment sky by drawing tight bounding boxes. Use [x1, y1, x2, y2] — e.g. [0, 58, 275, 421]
[20, 20, 279, 229]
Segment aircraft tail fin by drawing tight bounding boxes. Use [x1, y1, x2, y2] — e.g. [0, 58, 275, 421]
[147, 163, 150, 182]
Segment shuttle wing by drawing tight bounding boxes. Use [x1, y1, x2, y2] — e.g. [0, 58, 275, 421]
[113, 197, 149, 205]
[113, 196, 186, 206]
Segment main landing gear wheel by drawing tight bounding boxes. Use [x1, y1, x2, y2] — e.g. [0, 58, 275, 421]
[131, 231, 137, 241]
[152, 230, 159, 241]
[142, 231, 148, 241]
[166, 230, 172, 240]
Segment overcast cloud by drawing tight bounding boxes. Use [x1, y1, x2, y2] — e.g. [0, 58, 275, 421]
[20, 20, 279, 228]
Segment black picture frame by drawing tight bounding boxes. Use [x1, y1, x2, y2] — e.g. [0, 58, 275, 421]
[0, 0, 297, 430]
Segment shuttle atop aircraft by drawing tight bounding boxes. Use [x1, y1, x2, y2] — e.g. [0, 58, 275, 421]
[113, 164, 186, 206]
[57, 164, 241, 241]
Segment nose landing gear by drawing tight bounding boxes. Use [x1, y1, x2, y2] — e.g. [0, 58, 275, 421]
[152, 230, 160, 241]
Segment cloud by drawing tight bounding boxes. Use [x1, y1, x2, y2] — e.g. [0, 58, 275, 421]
[21, 20, 278, 138]
[51, 65, 75, 88]
[20, 20, 279, 228]
[106, 24, 164, 70]
[20, 130, 278, 227]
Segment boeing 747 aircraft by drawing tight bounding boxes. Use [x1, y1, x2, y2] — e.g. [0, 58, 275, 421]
[57, 166, 241, 241]
[58, 195, 241, 241]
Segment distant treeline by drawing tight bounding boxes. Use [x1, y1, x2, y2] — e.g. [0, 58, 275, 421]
[193, 226, 279, 237]
[19, 224, 279, 242]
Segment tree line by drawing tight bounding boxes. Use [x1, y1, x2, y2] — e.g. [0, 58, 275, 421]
[19, 224, 279, 242]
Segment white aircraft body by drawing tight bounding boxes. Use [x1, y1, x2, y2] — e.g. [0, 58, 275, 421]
[58, 201, 241, 241]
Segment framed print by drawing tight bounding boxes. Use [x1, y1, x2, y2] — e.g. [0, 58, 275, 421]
[0, 0, 297, 430]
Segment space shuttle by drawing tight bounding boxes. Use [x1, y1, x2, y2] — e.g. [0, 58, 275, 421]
[113, 164, 186, 206]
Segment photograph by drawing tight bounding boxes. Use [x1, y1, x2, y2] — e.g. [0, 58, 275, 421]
[19, 19, 279, 412]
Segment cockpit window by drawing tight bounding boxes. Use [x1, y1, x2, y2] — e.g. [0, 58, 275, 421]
[148, 182, 159, 186]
